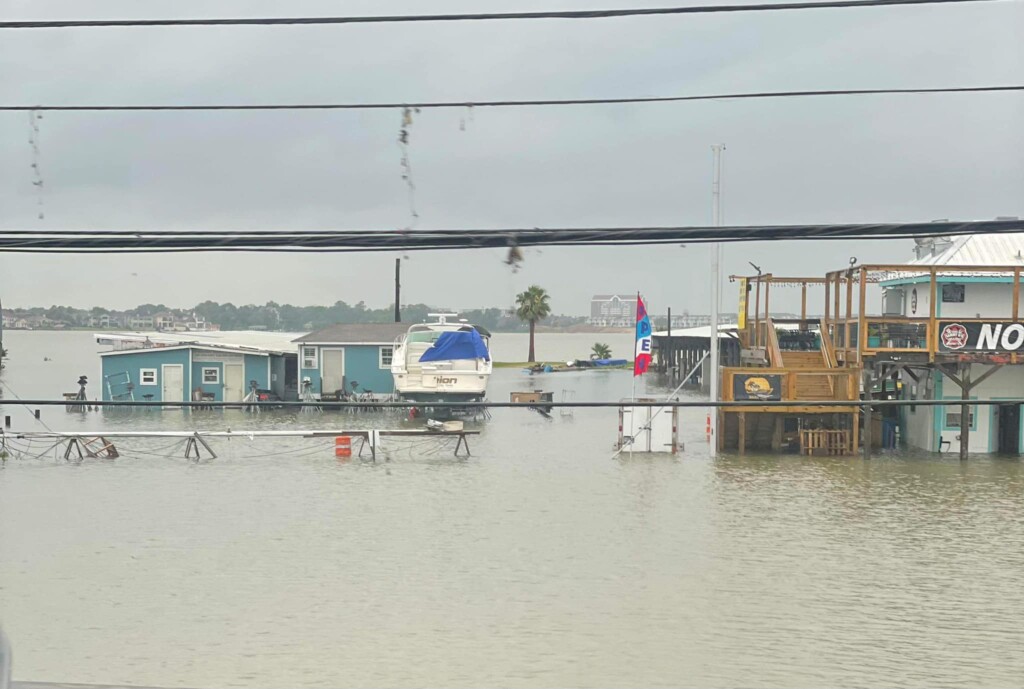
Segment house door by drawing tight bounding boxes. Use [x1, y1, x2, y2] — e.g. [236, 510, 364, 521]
[997, 404, 1020, 455]
[161, 364, 184, 403]
[224, 363, 245, 403]
[322, 349, 346, 395]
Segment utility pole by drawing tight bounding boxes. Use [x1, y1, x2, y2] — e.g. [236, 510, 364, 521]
[710, 144, 725, 456]
[394, 258, 401, 323]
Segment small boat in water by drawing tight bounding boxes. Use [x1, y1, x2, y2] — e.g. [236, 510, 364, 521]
[391, 314, 493, 404]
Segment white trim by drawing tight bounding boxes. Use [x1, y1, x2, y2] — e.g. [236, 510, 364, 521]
[139, 368, 158, 386]
[201, 366, 220, 384]
[301, 345, 318, 370]
[379, 345, 394, 369]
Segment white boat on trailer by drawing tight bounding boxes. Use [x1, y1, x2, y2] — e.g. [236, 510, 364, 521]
[391, 314, 492, 405]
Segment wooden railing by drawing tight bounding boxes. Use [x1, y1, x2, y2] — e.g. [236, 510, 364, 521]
[721, 367, 859, 404]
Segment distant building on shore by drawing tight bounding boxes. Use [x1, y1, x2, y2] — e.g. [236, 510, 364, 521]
[588, 294, 637, 327]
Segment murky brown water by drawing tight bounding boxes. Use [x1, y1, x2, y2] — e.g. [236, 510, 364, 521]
[2, 332, 1024, 687]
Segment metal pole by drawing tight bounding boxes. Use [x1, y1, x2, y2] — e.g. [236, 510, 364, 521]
[394, 258, 401, 322]
[710, 144, 725, 456]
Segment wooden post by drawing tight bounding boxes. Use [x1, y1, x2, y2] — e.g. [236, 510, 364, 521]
[800, 282, 808, 328]
[833, 274, 842, 351]
[738, 412, 746, 455]
[824, 276, 831, 330]
[845, 272, 854, 356]
[929, 267, 937, 362]
[772, 416, 783, 451]
[754, 277, 762, 347]
[858, 267, 868, 362]
[862, 369, 872, 460]
[960, 363, 971, 462]
[1014, 267, 1020, 321]
[851, 410, 859, 456]
[765, 279, 772, 324]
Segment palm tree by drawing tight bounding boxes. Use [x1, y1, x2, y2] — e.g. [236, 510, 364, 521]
[515, 285, 551, 363]
[591, 342, 612, 360]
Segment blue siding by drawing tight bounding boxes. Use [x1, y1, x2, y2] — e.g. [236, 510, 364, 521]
[344, 345, 394, 394]
[191, 361, 223, 401]
[245, 354, 269, 391]
[101, 348, 191, 402]
[297, 344, 394, 395]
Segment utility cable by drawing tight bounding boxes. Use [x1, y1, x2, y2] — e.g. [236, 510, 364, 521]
[0, 0, 1001, 29]
[0, 219, 1020, 253]
[2, 85, 1018, 112]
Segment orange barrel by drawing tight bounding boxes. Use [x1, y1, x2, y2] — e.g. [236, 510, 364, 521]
[335, 435, 352, 458]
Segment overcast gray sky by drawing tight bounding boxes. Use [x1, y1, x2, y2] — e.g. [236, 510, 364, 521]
[1, 0, 1021, 316]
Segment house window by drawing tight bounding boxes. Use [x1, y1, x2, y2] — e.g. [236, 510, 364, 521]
[140, 368, 157, 386]
[944, 406, 976, 430]
[201, 367, 220, 384]
[941, 284, 965, 303]
[302, 346, 318, 369]
[379, 346, 394, 368]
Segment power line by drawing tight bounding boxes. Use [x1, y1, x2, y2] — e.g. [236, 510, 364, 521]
[3, 85, 1020, 112]
[0, 219, 1019, 253]
[0, 0, 1001, 29]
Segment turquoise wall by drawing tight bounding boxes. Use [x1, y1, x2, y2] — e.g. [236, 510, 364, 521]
[298, 344, 394, 395]
[101, 348, 191, 402]
[270, 355, 287, 398]
[191, 361, 222, 400]
[245, 354, 268, 391]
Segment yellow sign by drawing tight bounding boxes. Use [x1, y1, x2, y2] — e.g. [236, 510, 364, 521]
[738, 278, 748, 329]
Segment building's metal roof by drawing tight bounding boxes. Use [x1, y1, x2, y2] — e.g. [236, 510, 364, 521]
[96, 330, 301, 354]
[908, 232, 1024, 267]
[875, 232, 1024, 283]
[294, 323, 411, 344]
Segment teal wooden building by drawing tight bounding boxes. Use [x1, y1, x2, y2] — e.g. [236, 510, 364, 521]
[294, 323, 409, 398]
[100, 343, 297, 403]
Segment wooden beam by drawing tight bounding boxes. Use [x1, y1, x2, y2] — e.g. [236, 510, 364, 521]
[851, 410, 860, 456]
[754, 277, 762, 348]
[738, 412, 746, 455]
[823, 279, 831, 326]
[765, 280, 771, 323]
[861, 369, 872, 460]
[967, 364, 1003, 391]
[1014, 267, 1020, 322]
[938, 363, 964, 388]
[801, 283, 808, 321]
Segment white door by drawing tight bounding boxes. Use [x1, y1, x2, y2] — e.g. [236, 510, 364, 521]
[224, 363, 245, 402]
[322, 349, 346, 394]
[161, 364, 184, 403]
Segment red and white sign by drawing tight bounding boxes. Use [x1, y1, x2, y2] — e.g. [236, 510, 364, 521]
[940, 323, 969, 350]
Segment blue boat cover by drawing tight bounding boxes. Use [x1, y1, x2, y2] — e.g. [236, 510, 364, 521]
[592, 358, 628, 367]
[419, 330, 491, 363]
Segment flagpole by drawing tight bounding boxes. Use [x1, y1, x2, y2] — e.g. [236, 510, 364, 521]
[630, 291, 639, 458]
[710, 144, 725, 458]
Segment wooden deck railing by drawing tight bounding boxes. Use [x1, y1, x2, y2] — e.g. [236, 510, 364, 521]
[721, 367, 858, 404]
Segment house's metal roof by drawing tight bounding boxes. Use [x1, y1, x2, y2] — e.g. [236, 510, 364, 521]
[294, 323, 411, 344]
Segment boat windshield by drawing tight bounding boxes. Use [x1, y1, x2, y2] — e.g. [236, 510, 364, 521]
[407, 330, 444, 344]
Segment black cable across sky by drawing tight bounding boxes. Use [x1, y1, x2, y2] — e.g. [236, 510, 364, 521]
[0, 219, 1019, 253]
[3, 85, 1020, 112]
[0, 0, 1003, 29]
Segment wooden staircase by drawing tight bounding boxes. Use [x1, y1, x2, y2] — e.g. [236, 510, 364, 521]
[781, 350, 834, 401]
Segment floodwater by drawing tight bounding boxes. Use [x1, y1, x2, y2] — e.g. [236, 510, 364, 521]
[2, 331, 1024, 688]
